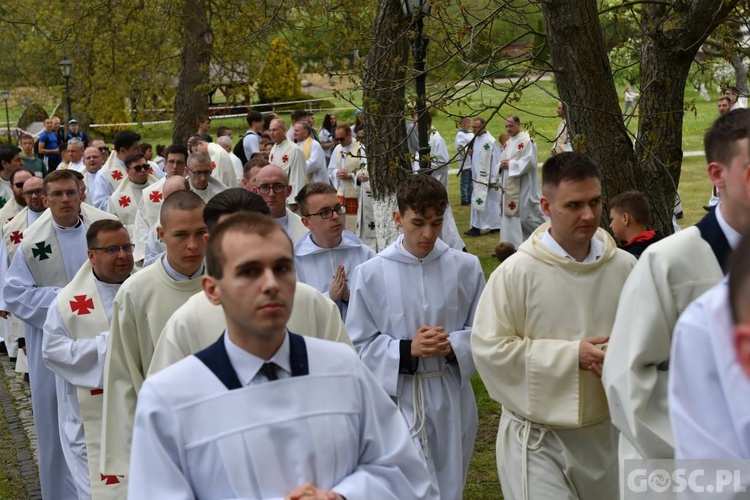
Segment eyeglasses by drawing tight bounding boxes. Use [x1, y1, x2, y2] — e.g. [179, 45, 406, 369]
[98, 147, 109, 154]
[90, 244, 135, 255]
[22, 189, 44, 197]
[166, 159, 186, 166]
[304, 204, 346, 219]
[127, 164, 149, 173]
[13, 182, 25, 189]
[186, 166, 212, 177]
[334, 137, 346, 142]
[47, 189, 79, 200]
[257, 183, 287, 195]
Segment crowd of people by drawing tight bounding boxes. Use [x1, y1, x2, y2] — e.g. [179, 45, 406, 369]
[0, 103, 746, 500]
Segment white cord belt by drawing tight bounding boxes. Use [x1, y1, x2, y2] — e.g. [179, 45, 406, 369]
[400, 369, 450, 459]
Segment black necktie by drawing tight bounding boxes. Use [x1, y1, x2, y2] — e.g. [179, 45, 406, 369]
[259, 362, 278, 382]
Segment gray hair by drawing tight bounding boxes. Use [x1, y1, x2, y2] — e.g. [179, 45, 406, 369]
[67, 138, 84, 150]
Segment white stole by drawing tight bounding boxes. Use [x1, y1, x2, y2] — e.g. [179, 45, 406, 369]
[500, 131, 531, 217]
[57, 261, 127, 498]
[471, 133, 497, 212]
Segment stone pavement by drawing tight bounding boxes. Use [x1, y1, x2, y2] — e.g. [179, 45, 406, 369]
[0, 353, 41, 499]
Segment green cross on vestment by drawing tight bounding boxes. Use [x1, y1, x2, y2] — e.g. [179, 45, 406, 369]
[476, 198, 484, 205]
[32, 241, 52, 261]
[483, 143, 490, 150]
[0, 196, 6, 208]
[369, 221, 375, 230]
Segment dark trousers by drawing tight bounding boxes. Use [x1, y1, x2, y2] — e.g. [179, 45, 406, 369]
[460, 168, 473, 203]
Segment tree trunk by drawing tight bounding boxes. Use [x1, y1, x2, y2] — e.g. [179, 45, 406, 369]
[542, 0, 638, 223]
[172, 0, 212, 146]
[731, 53, 749, 97]
[543, 0, 738, 234]
[362, 0, 411, 249]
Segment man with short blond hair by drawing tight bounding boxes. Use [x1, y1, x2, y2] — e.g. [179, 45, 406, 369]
[102, 190, 208, 476]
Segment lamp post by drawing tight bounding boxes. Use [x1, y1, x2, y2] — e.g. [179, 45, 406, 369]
[58, 56, 73, 138]
[401, 0, 431, 172]
[1, 91, 10, 145]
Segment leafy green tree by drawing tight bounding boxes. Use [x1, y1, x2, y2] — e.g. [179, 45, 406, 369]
[257, 37, 302, 103]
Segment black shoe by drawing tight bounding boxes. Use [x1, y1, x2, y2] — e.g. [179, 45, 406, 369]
[464, 227, 481, 236]
[703, 205, 715, 212]
[0, 341, 7, 355]
[23, 374, 29, 383]
[488, 228, 500, 234]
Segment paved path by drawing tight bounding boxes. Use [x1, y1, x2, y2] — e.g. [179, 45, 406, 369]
[0, 353, 41, 499]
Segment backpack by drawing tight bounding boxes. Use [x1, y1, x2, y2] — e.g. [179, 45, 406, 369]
[233, 130, 258, 165]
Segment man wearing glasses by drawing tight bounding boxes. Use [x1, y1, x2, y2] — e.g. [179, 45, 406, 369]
[253, 165, 308, 245]
[91, 131, 142, 210]
[0, 174, 46, 371]
[294, 182, 375, 319]
[108, 153, 159, 246]
[42, 220, 133, 499]
[190, 134, 239, 188]
[185, 151, 228, 203]
[0, 168, 33, 225]
[327, 125, 366, 233]
[3, 170, 116, 500]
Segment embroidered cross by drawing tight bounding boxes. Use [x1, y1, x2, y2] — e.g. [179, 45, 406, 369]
[9, 230, 22, 245]
[90, 388, 103, 396]
[476, 198, 484, 205]
[111, 170, 123, 181]
[118, 195, 131, 208]
[508, 201, 517, 210]
[368, 221, 375, 230]
[282, 154, 289, 163]
[483, 143, 490, 150]
[70, 295, 95, 315]
[211, 161, 216, 170]
[100, 474, 125, 485]
[0, 197, 6, 208]
[149, 191, 163, 203]
[31, 241, 52, 260]
[148, 167, 154, 174]
[517, 143, 524, 150]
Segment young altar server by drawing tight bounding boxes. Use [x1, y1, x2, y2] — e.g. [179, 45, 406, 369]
[148, 188, 351, 375]
[128, 212, 435, 499]
[294, 182, 375, 318]
[101, 190, 207, 476]
[42, 220, 133, 499]
[3, 169, 116, 499]
[346, 174, 484, 500]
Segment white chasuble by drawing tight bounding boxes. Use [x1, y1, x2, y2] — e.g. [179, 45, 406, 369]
[108, 176, 157, 240]
[469, 133, 501, 231]
[270, 140, 307, 205]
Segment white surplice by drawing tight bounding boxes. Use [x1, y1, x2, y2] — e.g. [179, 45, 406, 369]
[669, 278, 750, 459]
[294, 231, 375, 318]
[346, 236, 484, 500]
[269, 140, 307, 205]
[129, 334, 436, 500]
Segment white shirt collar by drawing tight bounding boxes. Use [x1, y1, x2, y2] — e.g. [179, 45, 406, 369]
[161, 254, 204, 281]
[540, 228, 604, 264]
[715, 203, 741, 250]
[223, 331, 291, 386]
[276, 213, 289, 231]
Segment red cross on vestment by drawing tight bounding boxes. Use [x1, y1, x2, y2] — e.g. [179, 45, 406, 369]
[118, 195, 131, 208]
[149, 191, 163, 203]
[70, 295, 95, 315]
[111, 170, 123, 181]
[508, 201, 517, 210]
[9, 230, 22, 244]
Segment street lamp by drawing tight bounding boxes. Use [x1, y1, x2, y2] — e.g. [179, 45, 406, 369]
[1, 91, 9, 145]
[401, 0, 431, 171]
[58, 56, 73, 137]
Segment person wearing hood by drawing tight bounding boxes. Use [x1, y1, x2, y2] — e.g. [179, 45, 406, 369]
[346, 174, 483, 500]
[293, 182, 375, 319]
[471, 152, 636, 500]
